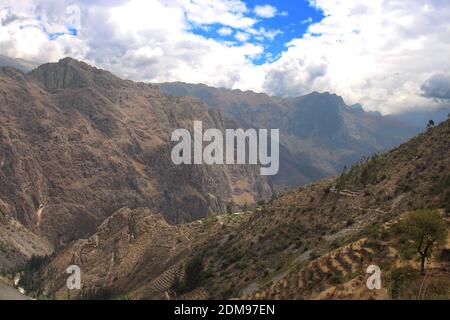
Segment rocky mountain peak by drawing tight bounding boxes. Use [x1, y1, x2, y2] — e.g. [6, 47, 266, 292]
[298, 91, 346, 108]
[29, 57, 121, 91]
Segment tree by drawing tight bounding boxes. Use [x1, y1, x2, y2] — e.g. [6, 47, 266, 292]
[226, 202, 233, 215]
[401, 209, 447, 274]
[170, 272, 184, 295]
[426, 119, 435, 129]
[171, 256, 204, 296]
[184, 255, 204, 291]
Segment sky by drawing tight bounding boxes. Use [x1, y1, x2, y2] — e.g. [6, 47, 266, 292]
[1, 0, 450, 115]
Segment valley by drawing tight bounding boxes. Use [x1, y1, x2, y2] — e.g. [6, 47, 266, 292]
[14, 112, 450, 300]
[0, 58, 448, 301]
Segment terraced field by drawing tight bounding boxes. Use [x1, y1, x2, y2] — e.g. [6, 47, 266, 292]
[246, 238, 397, 300]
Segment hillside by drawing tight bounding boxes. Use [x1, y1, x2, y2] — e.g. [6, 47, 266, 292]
[0, 55, 39, 73]
[159, 82, 419, 188]
[0, 58, 271, 271]
[28, 116, 450, 300]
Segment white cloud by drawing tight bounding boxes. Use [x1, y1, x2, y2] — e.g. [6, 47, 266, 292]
[180, 0, 256, 29]
[0, 0, 263, 88]
[1, 0, 450, 114]
[301, 17, 312, 24]
[235, 31, 250, 42]
[253, 4, 277, 18]
[261, 0, 450, 114]
[217, 27, 233, 36]
[246, 27, 282, 41]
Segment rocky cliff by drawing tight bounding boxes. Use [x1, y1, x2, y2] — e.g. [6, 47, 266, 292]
[0, 58, 271, 263]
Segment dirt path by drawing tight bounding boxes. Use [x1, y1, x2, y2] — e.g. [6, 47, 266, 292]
[179, 228, 192, 251]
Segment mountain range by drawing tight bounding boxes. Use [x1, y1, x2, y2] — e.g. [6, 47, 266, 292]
[0, 58, 271, 272]
[0, 56, 448, 300]
[159, 82, 421, 187]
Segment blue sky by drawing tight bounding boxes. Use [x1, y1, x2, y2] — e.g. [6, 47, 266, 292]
[190, 0, 324, 64]
[241, 0, 324, 63]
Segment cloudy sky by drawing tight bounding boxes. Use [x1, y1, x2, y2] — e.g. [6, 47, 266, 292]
[1, 0, 450, 114]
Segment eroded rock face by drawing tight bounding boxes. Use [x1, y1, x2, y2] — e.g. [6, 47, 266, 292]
[159, 83, 420, 187]
[0, 58, 271, 248]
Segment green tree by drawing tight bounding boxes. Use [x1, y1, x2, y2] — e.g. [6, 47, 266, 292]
[170, 272, 184, 295]
[184, 255, 204, 291]
[171, 256, 204, 296]
[401, 209, 447, 274]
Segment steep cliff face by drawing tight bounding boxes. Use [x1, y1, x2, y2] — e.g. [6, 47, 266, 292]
[0, 58, 271, 253]
[159, 83, 419, 188]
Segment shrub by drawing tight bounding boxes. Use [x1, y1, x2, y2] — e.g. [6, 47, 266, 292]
[329, 272, 344, 285]
[389, 266, 417, 300]
[400, 247, 417, 260]
[421, 278, 450, 300]
[76, 287, 115, 300]
[439, 249, 450, 262]
[18, 255, 49, 296]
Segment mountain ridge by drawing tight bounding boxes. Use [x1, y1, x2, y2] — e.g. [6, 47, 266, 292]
[159, 82, 419, 187]
[0, 58, 272, 271]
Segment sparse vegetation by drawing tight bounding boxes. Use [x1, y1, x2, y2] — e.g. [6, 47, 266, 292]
[388, 266, 417, 300]
[75, 287, 117, 300]
[388, 267, 449, 300]
[18, 255, 49, 297]
[398, 209, 447, 274]
[329, 272, 344, 285]
[171, 255, 205, 296]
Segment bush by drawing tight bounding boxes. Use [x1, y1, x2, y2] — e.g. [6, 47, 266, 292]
[329, 272, 344, 285]
[345, 218, 355, 227]
[186, 256, 204, 288]
[389, 266, 417, 300]
[76, 287, 115, 300]
[171, 274, 184, 295]
[439, 249, 450, 262]
[171, 255, 204, 295]
[421, 278, 450, 300]
[400, 247, 417, 260]
[18, 255, 49, 296]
